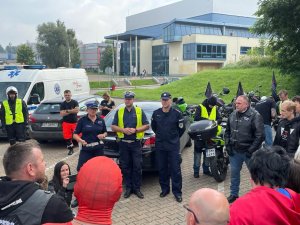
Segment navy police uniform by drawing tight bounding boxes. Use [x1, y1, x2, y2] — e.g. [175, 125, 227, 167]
[74, 102, 107, 171]
[112, 92, 149, 196]
[151, 92, 185, 202]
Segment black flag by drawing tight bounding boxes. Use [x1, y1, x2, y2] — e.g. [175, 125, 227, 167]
[271, 71, 280, 102]
[205, 82, 213, 98]
[236, 81, 244, 97]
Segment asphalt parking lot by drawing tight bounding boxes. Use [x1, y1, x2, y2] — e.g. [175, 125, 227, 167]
[0, 138, 251, 225]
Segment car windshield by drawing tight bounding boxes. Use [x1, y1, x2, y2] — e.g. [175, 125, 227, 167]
[0, 82, 31, 102]
[35, 103, 61, 114]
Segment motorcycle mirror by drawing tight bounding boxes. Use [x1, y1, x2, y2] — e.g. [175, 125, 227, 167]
[222, 87, 230, 95]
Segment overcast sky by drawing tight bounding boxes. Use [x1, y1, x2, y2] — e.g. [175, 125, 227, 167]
[0, 0, 180, 47]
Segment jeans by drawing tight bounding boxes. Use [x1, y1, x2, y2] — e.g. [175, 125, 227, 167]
[264, 124, 273, 147]
[193, 151, 210, 174]
[229, 150, 250, 196]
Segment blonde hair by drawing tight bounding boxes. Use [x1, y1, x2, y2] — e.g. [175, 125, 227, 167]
[281, 100, 296, 113]
[102, 92, 113, 104]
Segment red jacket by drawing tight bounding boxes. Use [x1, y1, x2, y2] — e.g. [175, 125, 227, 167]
[229, 186, 300, 225]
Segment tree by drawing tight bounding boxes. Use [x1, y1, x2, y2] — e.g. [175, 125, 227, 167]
[100, 45, 113, 71]
[36, 20, 80, 68]
[0, 45, 5, 53]
[252, 0, 300, 75]
[16, 44, 35, 65]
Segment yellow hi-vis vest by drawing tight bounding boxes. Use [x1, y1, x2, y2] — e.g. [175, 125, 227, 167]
[117, 106, 144, 139]
[3, 99, 24, 125]
[199, 104, 222, 135]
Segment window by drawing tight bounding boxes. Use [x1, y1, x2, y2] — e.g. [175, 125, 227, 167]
[29, 82, 45, 104]
[196, 44, 226, 59]
[240, 46, 251, 55]
[152, 45, 169, 75]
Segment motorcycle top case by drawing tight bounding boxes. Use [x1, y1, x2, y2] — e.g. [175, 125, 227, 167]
[188, 120, 218, 140]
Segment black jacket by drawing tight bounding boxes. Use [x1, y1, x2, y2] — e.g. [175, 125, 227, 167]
[225, 107, 264, 154]
[273, 116, 300, 154]
[151, 107, 185, 151]
[0, 177, 73, 224]
[48, 180, 73, 207]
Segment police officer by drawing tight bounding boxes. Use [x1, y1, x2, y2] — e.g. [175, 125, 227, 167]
[111, 91, 149, 199]
[0, 86, 28, 145]
[193, 96, 222, 178]
[73, 101, 107, 172]
[151, 92, 185, 203]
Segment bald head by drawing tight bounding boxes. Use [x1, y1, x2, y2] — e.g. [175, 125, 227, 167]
[186, 188, 229, 225]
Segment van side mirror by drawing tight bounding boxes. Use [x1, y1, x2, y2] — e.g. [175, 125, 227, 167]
[28, 94, 41, 105]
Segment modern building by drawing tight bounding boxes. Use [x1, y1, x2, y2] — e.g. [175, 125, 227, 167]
[79, 42, 108, 71]
[106, 0, 263, 76]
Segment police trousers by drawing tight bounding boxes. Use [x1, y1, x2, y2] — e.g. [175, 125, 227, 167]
[119, 141, 142, 191]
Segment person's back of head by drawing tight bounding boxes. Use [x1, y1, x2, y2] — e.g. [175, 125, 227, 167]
[248, 146, 290, 188]
[3, 140, 45, 183]
[186, 188, 229, 225]
[286, 159, 300, 193]
[74, 156, 122, 225]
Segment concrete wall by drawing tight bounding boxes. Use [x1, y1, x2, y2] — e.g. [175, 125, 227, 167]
[139, 40, 153, 75]
[126, 0, 259, 31]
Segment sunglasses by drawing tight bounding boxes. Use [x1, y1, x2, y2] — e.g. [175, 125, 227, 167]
[183, 204, 199, 224]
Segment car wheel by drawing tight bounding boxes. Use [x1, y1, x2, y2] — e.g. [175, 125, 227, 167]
[185, 137, 192, 147]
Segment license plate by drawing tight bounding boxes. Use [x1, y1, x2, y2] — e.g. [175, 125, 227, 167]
[206, 148, 216, 157]
[41, 122, 58, 127]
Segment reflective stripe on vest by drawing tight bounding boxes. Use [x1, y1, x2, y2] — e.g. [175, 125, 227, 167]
[199, 104, 222, 135]
[3, 99, 24, 125]
[117, 106, 144, 139]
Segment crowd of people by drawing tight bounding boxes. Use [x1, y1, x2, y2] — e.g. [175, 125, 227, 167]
[0, 86, 299, 224]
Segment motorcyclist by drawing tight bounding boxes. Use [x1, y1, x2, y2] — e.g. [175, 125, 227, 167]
[0, 86, 28, 145]
[193, 96, 222, 178]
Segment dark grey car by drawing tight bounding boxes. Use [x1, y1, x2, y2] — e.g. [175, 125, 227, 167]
[29, 95, 103, 142]
[103, 101, 192, 171]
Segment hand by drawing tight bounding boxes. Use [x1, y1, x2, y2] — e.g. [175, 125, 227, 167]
[123, 128, 135, 135]
[81, 139, 87, 146]
[226, 145, 234, 156]
[97, 133, 106, 139]
[62, 177, 69, 188]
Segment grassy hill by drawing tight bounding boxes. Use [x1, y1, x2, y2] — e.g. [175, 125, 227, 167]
[106, 67, 300, 104]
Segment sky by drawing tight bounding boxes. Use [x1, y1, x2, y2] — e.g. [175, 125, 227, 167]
[0, 0, 180, 47]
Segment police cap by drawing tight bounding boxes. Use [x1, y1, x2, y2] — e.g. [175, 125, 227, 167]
[161, 92, 171, 100]
[124, 91, 135, 99]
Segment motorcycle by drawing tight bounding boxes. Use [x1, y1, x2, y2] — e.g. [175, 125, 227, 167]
[188, 120, 229, 182]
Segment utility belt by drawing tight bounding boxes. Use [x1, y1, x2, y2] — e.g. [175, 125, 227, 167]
[85, 140, 104, 147]
[120, 139, 141, 143]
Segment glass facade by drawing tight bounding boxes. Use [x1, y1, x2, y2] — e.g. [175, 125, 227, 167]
[120, 41, 140, 75]
[152, 45, 169, 76]
[183, 43, 226, 60]
[163, 22, 257, 43]
[164, 23, 222, 42]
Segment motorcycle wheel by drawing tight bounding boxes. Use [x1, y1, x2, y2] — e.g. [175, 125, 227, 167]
[209, 155, 228, 182]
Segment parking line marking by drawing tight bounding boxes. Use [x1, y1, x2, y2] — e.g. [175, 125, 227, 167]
[46, 150, 79, 172]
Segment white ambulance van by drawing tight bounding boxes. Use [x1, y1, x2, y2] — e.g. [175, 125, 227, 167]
[0, 65, 90, 113]
[0, 65, 90, 137]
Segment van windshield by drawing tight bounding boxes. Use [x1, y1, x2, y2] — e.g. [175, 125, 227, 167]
[0, 82, 31, 103]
